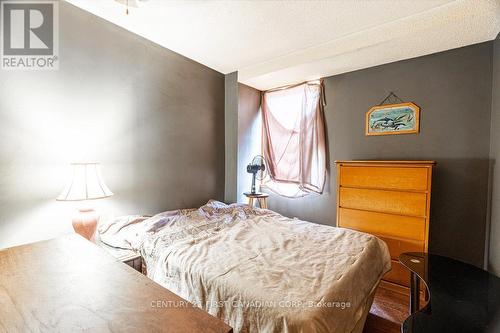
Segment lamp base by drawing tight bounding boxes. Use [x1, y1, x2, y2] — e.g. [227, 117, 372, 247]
[72, 208, 99, 242]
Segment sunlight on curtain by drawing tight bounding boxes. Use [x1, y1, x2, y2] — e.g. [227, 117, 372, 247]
[262, 81, 326, 198]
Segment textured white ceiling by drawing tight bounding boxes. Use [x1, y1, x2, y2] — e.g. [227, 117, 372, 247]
[66, 0, 500, 90]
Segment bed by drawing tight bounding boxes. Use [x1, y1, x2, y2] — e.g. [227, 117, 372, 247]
[99, 200, 391, 333]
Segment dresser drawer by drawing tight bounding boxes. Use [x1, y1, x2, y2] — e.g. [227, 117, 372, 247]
[338, 208, 426, 241]
[340, 166, 429, 191]
[335, 161, 434, 290]
[384, 260, 410, 287]
[339, 187, 427, 217]
[378, 236, 424, 260]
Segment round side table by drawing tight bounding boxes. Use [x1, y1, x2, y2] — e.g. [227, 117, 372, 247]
[243, 192, 269, 209]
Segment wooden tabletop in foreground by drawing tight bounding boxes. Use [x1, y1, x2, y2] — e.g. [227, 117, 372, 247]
[0, 234, 232, 333]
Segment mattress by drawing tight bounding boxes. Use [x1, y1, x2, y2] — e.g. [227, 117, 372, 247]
[99, 200, 391, 333]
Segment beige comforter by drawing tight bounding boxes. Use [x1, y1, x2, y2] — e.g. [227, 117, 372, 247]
[99, 201, 391, 333]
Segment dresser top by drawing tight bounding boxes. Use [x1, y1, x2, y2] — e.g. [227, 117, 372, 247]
[335, 160, 436, 165]
[0, 234, 232, 333]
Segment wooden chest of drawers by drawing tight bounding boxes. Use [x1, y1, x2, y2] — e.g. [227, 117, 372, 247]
[335, 160, 435, 290]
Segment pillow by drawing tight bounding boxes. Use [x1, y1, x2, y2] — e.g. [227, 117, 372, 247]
[205, 199, 229, 209]
[98, 215, 151, 250]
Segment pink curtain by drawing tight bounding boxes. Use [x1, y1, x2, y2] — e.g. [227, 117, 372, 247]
[262, 81, 327, 198]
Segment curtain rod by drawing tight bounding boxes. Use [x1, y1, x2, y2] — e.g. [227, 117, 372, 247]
[263, 79, 323, 93]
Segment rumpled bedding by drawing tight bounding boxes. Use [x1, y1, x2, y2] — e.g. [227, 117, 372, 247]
[99, 200, 391, 333]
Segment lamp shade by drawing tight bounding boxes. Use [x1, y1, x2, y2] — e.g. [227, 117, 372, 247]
[57, 163, 113, 201]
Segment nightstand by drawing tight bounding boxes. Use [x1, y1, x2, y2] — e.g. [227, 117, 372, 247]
[95, 236, 144, 274]
[243, 192, 269, 209]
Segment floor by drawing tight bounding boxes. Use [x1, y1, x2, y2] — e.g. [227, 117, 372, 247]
[363, 286, 410, 333]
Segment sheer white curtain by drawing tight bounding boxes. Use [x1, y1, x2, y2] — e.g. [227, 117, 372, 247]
[262, 81, 327, 198]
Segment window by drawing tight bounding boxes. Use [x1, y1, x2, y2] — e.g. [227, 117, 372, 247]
[262, 81, 326, 198]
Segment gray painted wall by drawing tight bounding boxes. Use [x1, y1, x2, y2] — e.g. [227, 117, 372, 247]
[0, 2, 225, 249]
[237, 84, 262, 203]
[489, 34, 500, 276]
[266, 42, 493, 268]
[225, 80, 262, 204]
[224, 72, 238, 203]
[1, 1, 497, 272]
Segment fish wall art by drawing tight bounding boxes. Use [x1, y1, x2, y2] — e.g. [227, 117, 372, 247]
[366, 102, 420, 136]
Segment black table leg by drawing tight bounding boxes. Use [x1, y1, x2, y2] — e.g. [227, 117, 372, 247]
[410, 271, 420, 314]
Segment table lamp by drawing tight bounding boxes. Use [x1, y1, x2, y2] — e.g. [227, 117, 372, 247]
[57, 162, 113, 242]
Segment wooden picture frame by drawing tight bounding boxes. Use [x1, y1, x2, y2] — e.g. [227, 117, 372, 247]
[365, 102, 420, 136]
